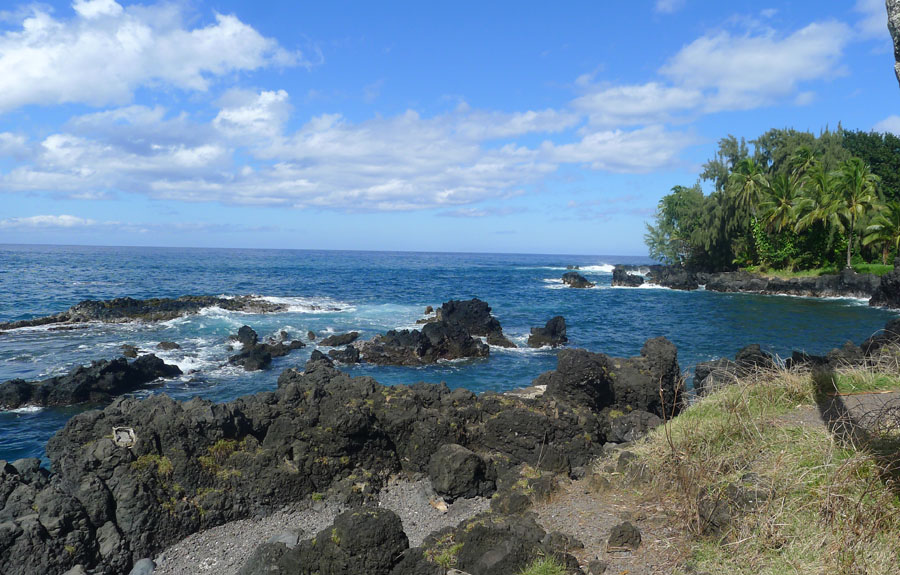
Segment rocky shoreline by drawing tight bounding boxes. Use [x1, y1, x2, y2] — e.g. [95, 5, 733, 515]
[611, 258, 900, 309]
[0, 319, 681, 574]
[4, 291, 900, 574]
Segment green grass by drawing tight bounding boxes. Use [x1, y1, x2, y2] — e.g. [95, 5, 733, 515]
[601, 365, 900, 575]
[741, 263, 894, 278]
[833, 372, 900, 394]
[518, 556, 568, 575]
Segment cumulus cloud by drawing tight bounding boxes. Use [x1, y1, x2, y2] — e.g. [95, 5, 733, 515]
[661, 21, 852, 111]
[573, 83, 702, 127]
[874, 115, 900, 134]
[214, 89, 292, 139]
[542, 125, 696, 173]
[0, 1, 302, 113]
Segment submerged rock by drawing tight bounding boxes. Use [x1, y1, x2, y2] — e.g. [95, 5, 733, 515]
[561, 271, 594, 289]
[527, 316, 567, 348]
[0, 354, 182, 409]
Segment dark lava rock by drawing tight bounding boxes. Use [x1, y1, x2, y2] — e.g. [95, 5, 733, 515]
[427, 444, 493, 501]
[861, 317, 900, 355]
[233, 325, 259, 348]
[360, 322, 488, 366]
[228, 326, 305, 371]
[0, 295, 289, 331]
[871, 258, 900, 308]
[646, 266, 698, 290]
[611, 266, 644, 287]
[240, 507, 408, 575]
[306, 330, 316, 341]
[0, 355, 182, 409]
[0, 337, 673, 574]
[735, 344, 775, 371]
[607, 521, 641, 550]
[607, 410, 662, 443]
[437, 298, 515, 348]
[424, 305, 433, 314]
[328, 346, 360, 364]
[527, 316, 567, 348]
[566, 265, 580, 270]
[706, 269, 879, 299]
[535, 337, 681, 418]
[120, 345, 138, 359]
[319, 332, 360, 347]
[562, 272, 594, 289]
[156, 341, 180, 351]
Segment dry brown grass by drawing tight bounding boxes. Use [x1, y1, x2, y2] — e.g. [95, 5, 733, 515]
[594, 364, 900, 574]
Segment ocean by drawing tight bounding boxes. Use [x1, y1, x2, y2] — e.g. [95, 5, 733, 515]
[1, 244, 896, 463]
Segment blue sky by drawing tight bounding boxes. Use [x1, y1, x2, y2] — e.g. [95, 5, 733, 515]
[0, 0, 896, 255]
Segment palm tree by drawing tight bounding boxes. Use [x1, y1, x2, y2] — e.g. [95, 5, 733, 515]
[789, 146, 816, 179]
[760, 173, 800, 234]
[863, 200, 900, 265]
[832, 158, 881, 268]
[793, 162, 837, 233]
[726, 158, 768, 216]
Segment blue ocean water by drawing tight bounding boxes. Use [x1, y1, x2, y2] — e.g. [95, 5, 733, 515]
[1, 244, 896, 463]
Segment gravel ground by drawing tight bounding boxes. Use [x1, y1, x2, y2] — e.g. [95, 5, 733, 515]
[152, 477, 489, 575]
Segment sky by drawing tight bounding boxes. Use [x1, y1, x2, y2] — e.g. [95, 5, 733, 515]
[0, 0, 897, 255]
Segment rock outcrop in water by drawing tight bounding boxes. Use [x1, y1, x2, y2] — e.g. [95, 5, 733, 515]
[227, 326, 306, 371]
[319, 332, 360, 347]
[706, 269, 879, 299]
[0, 354, 182, 409]
[0, 338, 680, 574]
[611, 266, 644, 287]
[561, 271, 594, 289]
[527, 316, 567, 348]
[0, 296, 297, 331]
[359, 299, 515, 365]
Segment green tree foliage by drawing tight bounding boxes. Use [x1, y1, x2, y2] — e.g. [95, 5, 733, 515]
[645, 127, 892, 271]
[843, 130, 900, 201]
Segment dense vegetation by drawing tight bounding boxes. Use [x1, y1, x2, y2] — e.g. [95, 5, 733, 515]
[645, 127, 900, 272]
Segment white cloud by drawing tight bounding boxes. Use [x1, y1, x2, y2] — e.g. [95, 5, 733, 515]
[573, 82, 702, 127]
[874, 115, 900, 134]
[855, 0, 887, 39]
[655, 0, 685, 14]
[542, 125, 695, 173]
[0, 1, 302, 113]
[0, 214, 97, 228]
[214, 90, 292, 139]
[661, 21, 852, 111]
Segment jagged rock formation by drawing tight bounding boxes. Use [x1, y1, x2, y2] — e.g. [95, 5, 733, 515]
[889, 0, 900, 87]
[611, 266, 644, 287]
[0, 355, 182, 409]
[561, 272, 594, 289]
[527, 316, 567, 348]
[0, 338, 679, 574]
[227, 326, 306, 371]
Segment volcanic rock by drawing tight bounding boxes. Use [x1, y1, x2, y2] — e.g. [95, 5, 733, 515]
[562, 272, 594, 289]
[527, 316, 567, 348]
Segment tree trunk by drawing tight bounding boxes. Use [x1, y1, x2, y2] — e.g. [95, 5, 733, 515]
[846, 214, 855, 269]
[884, 244, 889, 266]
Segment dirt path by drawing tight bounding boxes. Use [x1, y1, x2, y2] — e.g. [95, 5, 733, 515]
[532, 475, 687, 574]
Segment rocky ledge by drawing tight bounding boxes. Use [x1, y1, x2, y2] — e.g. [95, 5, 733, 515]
[0, 296, 299, 331]
[562, 271, 594, 289]
[611, 263, 900, 306]
[0, 354, 182, 410]
[0, 335, 681, 574]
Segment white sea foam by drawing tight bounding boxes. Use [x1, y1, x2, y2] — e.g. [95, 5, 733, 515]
[8, 405, 43, 413]
[256, 295, 354, 314]
[578, 264, 615, 274]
